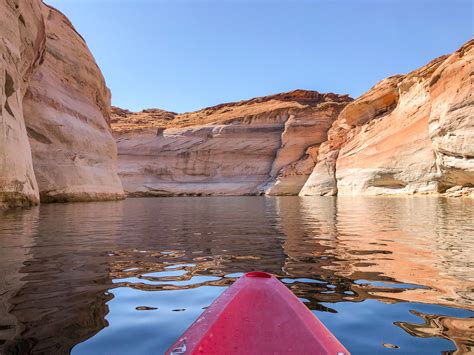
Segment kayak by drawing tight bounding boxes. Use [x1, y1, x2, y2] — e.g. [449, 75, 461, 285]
[166, 271, 349, 354]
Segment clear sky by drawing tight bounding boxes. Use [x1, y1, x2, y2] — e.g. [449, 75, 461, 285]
[46, 0, 471, 113]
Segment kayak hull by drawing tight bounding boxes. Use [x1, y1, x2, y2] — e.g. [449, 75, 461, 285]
[166, 272, 349, 354]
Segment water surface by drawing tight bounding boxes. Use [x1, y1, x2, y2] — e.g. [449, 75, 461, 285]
[0, 197, 473, 354]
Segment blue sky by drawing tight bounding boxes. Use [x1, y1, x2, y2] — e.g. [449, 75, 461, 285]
[46, 0, 471, 113]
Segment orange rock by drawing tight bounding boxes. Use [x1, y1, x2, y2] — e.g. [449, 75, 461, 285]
[429, 41, 474, 190]
[113, 90, 351, 196]
[301, 40, 473, 196]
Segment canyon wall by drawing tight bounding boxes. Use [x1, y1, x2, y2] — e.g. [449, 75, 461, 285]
[2, 2, 471, 205]
[300, 40, 473, 197]
[113, 91, 351, 196]
[428, 41, 474, 193]
[0, 1, 124, 208]
[0, 0, 45, 209]
[23, 5, 124, 202]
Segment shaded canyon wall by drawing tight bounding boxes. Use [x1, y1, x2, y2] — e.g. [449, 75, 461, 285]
[0, 0, 45, 209]
[0, 1, 124, 209]
[23, 5, 124, 202]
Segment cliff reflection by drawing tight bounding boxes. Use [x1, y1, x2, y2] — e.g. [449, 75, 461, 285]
[0, 208, 39, 351]
[276, 196, 474, 352]
[0, 197, 288, 354]
[0, 203, 120, 354]
[275, 197, 474, 309]
[0, 197, 472, 354]
[396, 313, 474, 355]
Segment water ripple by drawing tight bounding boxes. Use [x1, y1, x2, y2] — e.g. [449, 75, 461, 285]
[0, 196, 473, 354]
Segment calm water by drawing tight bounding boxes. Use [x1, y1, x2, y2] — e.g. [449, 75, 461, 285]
[0, 197, 473, 354]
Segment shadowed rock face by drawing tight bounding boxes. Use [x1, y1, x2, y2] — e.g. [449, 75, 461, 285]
[23, 5, 124, 203]
[300, 40, 473, 197]
[0, 1, 124, 209]
[0, 0, 45, 209]
[113, 90, 351, 196]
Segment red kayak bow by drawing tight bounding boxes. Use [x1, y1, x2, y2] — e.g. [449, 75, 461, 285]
[166, 272, 349, 354]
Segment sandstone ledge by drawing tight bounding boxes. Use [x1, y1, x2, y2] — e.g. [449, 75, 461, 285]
[113, 90, 351, 196]
[39, 191, 125, 203]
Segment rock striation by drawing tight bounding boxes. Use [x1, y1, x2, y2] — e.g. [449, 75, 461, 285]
[300, 40, 474, 196]
[0, 1, 124, 208]
[2, 2, 471, 204]
[113, 91, 351, 196]
[428, 41, 474, 193]
[0, 0, 45, 209]
[23, 5, 124, 202]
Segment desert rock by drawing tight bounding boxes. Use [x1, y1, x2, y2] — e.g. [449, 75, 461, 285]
[22, 4, 124, 202]
[113, 90, 351, 196]
[0, 0, 45, 209]
[300, 40, 473, 196]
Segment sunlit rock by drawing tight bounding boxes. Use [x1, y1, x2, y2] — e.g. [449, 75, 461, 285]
[300, 40, 473, 196]
[113, 90, 351, 196]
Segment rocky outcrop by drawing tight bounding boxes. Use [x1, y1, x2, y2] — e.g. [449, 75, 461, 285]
[0, 2, 124, 208]
[22, 5, 124, 202]
[301, 40, 473, 196]
[116, 41, 472, 198]
[3, 3, 470, 203]
[0, 0, 45, 209]
[428, 41, 474, 193]
[113, 90, 351, 196]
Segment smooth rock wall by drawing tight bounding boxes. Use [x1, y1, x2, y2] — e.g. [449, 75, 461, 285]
[0, 0, 45, 208]
[23, 5, 124, 202]
[0, 1, 124, 209]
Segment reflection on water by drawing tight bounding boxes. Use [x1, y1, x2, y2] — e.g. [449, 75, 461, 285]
[0, 197, 473, 354]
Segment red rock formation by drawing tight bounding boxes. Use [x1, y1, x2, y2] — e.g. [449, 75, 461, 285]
[301, 40, 473, 197]
[112, 90, 351, 196]
[2, 2, 470, 204]
[429, 41, 474, 191]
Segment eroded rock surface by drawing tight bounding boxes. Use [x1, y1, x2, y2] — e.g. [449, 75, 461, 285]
[113, 90, 351, 196]
[0, 2, 124, 208]
[429, 41, 474, 191]
[0, 0, 45, 208]
[2, 3, 471, 204]
[301, 40, 473, 196]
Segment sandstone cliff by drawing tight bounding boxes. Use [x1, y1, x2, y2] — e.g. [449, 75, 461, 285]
[0, 0, 45, 209]
[3, 3, 470, 204]
[112, 90, 351, 196]
[23, 5, 124, 202]
[0, 1, 124, 208]
[300, 40, 473, 197]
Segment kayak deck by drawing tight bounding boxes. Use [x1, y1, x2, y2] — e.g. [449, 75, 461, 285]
[166, 272, 349, 354]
